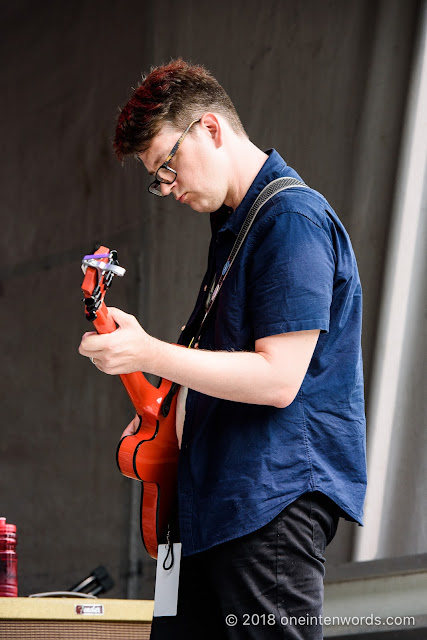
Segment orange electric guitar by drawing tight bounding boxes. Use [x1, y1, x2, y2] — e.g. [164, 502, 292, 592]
[81, 246, 180, 559]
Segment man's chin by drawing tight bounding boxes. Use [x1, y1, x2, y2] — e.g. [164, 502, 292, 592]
[177, 190, 224, 213]
[187, 196, 223, 214]
[186, 199, 212, 213]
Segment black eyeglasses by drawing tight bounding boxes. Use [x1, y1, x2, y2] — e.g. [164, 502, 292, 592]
[148, 119, 201, 196]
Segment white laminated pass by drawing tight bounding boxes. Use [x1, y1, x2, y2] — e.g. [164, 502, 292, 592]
[153, 543, 182, 617]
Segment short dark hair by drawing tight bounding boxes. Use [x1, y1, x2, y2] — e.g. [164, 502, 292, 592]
[114, 59, 247, 161]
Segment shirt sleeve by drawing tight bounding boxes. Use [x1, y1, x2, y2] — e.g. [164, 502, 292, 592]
[248, 210, 335, 340]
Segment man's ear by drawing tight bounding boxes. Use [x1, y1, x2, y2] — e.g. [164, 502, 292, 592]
[200, 112, 223, 147]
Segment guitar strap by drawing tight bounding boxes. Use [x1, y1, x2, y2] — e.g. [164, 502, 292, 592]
[189, 176, 307, 348]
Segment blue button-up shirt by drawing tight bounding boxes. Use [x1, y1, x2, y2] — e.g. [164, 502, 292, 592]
[178, 150, 367, 556]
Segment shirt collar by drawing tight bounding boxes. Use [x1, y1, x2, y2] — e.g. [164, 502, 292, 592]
[210, 149, 289, 236]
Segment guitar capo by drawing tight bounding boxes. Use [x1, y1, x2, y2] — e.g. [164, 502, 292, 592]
[81, 251, 126, 278]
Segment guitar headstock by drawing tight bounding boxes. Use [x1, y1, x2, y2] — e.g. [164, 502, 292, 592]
[81, 246, 126, 321]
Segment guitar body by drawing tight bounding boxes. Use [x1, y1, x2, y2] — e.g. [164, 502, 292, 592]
[81, 246, 180, 559]
[116, 382, 179, 559]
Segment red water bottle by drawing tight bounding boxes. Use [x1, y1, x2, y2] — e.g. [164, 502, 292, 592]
[0, 517, 18, 596]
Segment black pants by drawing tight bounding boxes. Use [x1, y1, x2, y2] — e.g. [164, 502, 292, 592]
[150, 492, 340, 640]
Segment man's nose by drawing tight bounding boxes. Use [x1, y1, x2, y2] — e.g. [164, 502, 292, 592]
[160, 181, 175, 197]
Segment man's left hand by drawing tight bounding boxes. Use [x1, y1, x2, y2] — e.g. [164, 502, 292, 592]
[78, 307, 152, 375]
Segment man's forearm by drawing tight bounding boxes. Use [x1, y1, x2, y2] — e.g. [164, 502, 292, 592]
[143, 338, 291, 408]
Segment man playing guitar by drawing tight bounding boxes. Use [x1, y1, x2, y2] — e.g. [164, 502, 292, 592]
[79, 59, 366, 640]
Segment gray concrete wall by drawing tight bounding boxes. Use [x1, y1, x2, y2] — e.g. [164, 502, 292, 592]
[0, 0, 421, 598]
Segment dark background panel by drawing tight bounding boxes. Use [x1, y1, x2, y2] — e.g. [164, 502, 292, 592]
[0, 0, 422, 598]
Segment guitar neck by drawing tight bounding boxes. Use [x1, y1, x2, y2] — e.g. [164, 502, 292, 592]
[91, 301, 159, 421]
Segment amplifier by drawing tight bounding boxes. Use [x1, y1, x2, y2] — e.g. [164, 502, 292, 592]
[0, 597, 153, 639]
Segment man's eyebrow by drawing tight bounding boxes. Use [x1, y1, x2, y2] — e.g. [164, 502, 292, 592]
[152, 152, 165, 171]
[135, 151, 165, 175]
[144, 153, 166, 177]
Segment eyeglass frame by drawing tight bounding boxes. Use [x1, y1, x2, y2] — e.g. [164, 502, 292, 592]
[147, 118, 201, 196]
